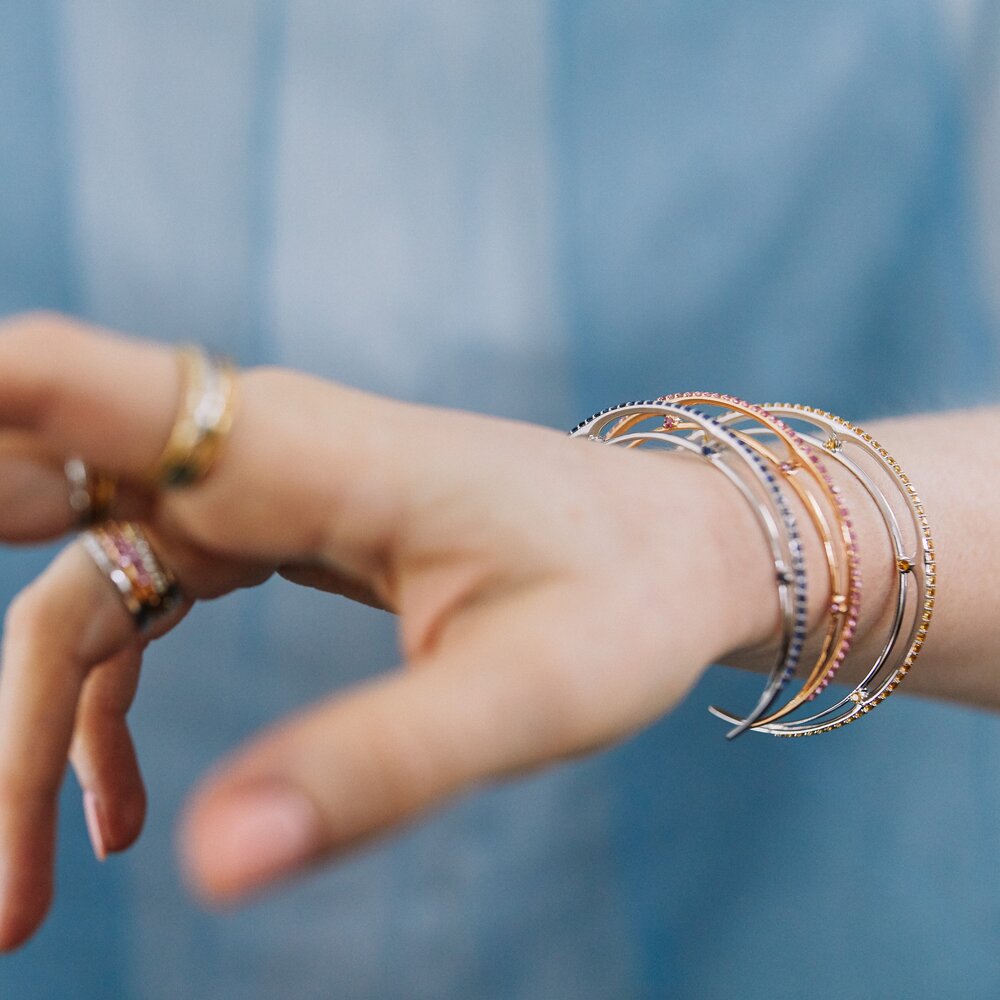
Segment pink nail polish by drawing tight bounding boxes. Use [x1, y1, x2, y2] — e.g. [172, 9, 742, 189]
[83, 791, 108, 862]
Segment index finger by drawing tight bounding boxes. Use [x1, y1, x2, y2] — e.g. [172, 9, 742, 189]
[0, 312, 181, 476]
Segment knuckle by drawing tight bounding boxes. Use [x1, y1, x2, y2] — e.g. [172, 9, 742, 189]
[2, 580, 79, 666]
[234, 366, 399, 568]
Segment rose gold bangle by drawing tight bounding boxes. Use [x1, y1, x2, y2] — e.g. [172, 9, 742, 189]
[715, 405, 934, 736]
[642, 407, 846, 717]
[658, 393, 862, 725]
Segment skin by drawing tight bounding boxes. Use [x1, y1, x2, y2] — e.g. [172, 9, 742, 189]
[0, 312, 994, 949]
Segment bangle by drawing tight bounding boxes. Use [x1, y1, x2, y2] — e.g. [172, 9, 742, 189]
[571, 400, 809, 734]
[569, 394, 928, 738]
[711, 405, 934, 736]
[658, 394, 862, 724]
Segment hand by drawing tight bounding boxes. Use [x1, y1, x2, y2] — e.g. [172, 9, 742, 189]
[0, 312, 776, 949]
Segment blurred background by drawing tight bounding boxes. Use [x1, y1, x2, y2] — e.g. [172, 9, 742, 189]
[3, 2, 1000, 997]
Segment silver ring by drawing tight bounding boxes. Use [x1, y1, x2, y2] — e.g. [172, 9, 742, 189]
[65, 457, 117, 528]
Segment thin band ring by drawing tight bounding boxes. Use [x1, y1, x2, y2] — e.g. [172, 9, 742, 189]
[148, 345, 237, 488]
[64, 457, 117, 528]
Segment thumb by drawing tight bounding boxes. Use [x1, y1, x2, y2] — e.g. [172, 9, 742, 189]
[177, 630, 580, 904]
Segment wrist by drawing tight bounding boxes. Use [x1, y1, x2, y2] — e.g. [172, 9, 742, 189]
[712, 437, 896, 682]
[639, 451, 790, 665]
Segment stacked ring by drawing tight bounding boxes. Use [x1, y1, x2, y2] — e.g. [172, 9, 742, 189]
[148, 345, 237, 488]
[82, 521, 182, 634]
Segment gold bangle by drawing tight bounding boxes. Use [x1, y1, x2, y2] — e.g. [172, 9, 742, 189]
[658, 394, 861, 724]
[747, 405, 934, 736]
[572, 393, 932, 738]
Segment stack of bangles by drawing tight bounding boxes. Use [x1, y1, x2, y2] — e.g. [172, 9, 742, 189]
[71, 345, 236, 635]
[570, 394, 935, 739]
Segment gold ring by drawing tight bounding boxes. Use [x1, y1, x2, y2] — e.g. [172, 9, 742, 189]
[148, 345, 237, 488]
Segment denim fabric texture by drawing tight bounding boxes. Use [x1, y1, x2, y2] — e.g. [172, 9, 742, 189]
[2, 3, 999, 998]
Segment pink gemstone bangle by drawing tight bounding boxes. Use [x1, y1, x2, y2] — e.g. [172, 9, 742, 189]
[658, 394, 862, 729]
[711, 405, 934, 737]
[570, 393, 928, 739]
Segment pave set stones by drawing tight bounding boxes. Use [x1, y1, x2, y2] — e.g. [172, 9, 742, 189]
[659, 393, 862, 715]
[569, 394, 933, 739]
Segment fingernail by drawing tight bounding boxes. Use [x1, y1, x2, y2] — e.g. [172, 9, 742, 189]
[83, 791, 107, 862]
[208, 784, 320, 890]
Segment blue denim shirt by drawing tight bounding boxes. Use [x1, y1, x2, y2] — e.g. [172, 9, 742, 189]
[2, 3, 999, 997]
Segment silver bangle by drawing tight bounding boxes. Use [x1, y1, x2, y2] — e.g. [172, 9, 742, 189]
[656, 393, 862, 726]
[709, 405, 933, 736]
[571, 401, 809, 737]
